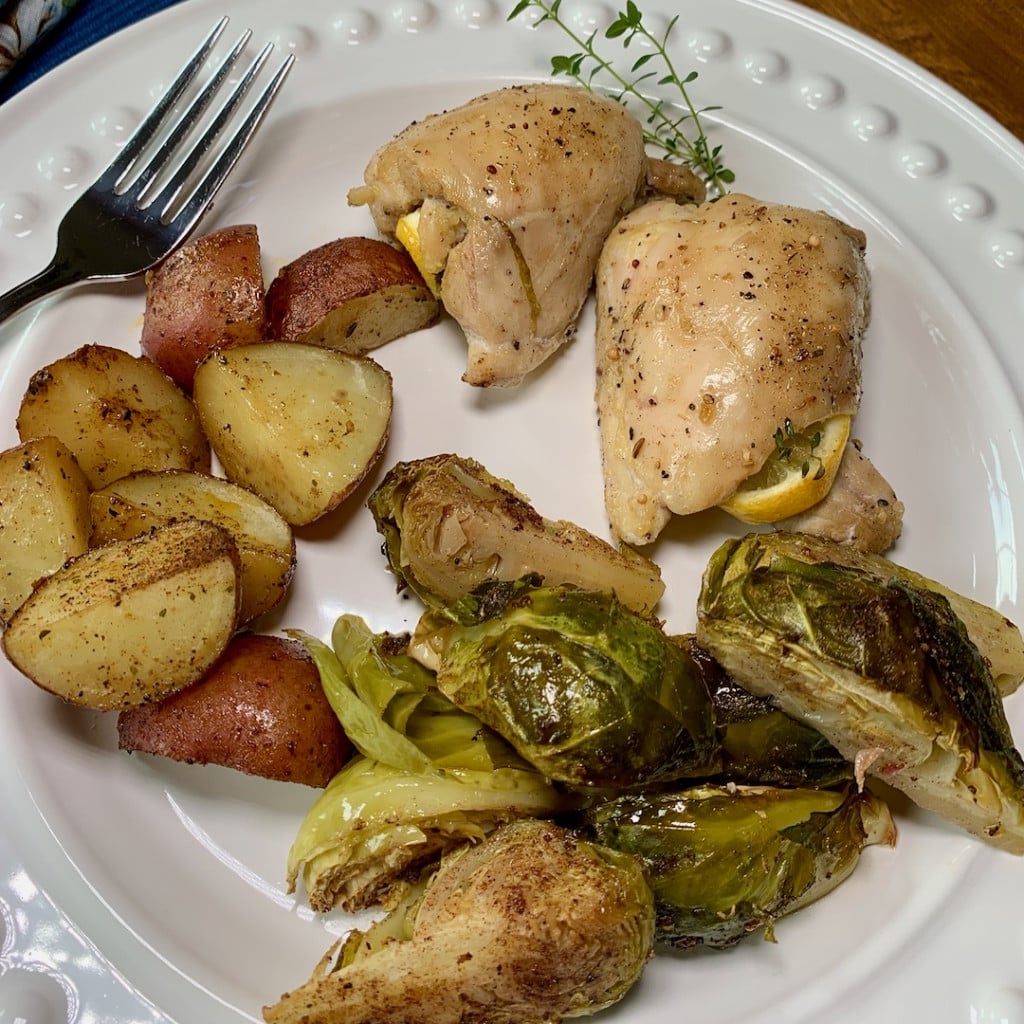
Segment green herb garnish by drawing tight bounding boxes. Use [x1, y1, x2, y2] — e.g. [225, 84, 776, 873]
[508, 0, 734, 194]
[774, 418, 825, 480]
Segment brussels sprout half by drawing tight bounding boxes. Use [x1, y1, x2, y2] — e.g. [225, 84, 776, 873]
[269, 820, 655, 1024]
[585, 782, 894, 949]
[368, 454, 664, 614]
[287, 755, 575, 913]
[414, 578, 719, 790]
[697, 532, 1024, 853]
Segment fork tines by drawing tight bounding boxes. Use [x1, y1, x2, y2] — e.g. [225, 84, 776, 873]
[99, 17, 294, 231]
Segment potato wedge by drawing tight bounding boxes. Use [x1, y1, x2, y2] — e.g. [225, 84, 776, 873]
[90, 470, 296, 624]
[117, 633, 351, 786]
[2, 519, 240, 710]
[266, 236, 438, 353]
[17, 344, 210, 489]
[0, 436, 91, 626]
[192, 342, 393, 526]
[141, 224, 267, 391]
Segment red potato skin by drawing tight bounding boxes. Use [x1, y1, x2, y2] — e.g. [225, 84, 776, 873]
[141, 224, 267, 392]
[265, 236, 439, 347]
[117, 633, 350, 787]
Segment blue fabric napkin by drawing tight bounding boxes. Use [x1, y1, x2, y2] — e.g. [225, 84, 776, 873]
[0, 0, 185, 102]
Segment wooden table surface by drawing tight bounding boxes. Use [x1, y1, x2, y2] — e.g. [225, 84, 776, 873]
[796, 0, 1024, 141]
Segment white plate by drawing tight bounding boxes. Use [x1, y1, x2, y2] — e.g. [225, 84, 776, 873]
[1, 2, 1023, 1022]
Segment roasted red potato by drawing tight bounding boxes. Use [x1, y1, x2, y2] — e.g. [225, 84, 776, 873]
[192, 342, 393, 526]
[89, 470, 296, 625]
[16, 343, 210, 490]
[3, 519, 240, 710]
[0, 436, 91, 626]
[265, 236, 438, 353]
[117, 633, 350, 787]
[141, 224, 267, 391]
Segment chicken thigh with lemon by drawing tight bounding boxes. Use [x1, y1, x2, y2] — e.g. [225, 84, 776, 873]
[595, 193, 900, 549]
[348, 83, 648, 387]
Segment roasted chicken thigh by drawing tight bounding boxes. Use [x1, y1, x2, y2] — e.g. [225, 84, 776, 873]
[349, 83, 647, 386]
[595, 193, 872, 546]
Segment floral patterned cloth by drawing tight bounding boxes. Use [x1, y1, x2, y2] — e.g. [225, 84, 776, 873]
[0, 0, 80, 78]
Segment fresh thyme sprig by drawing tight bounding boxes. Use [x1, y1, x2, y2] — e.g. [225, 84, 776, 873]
[508, 0, 734, 194]
[774, 419, 825, 481]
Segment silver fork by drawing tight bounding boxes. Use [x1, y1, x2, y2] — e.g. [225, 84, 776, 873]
[0, 17, 293, 326]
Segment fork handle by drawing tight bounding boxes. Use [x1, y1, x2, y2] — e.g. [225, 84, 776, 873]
[0, 260, 83, 327]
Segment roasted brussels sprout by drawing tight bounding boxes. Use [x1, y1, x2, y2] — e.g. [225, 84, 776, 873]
[288, 614, 576, 911]
[683, 636, 852, 788]
[584, 782, 894, 949]
[368, 454, 664, 614]
[287, 755, 575, 913]
[697, 532, 1024, 852]
[412, 578, 719, 789]
[267, 819, 656, 1024]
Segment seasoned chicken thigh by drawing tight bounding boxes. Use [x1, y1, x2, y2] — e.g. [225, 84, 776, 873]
[595, 194, 871, 545]
[349, 84, 647, 386]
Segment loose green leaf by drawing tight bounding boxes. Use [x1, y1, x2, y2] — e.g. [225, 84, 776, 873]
[289, 629, 434, 774]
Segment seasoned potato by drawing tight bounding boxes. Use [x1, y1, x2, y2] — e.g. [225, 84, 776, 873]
[16, 343, 210, 490]
[266, 236, 438, 353]
[0, 436, 91, 626]
[192, 342, 393, 526]
[141, 224, 267, 391]
[90, 470, 295, 624]
[2, 519, 240, 710]
[117, 633, 351, 786]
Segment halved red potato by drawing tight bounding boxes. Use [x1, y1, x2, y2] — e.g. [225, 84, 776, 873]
[266, 236, 438, 353]
[2, 519, 240, 710]
[141, 224, 267, 391]
[89, 470, 296, 624]
[0, 436, 91, 626]
[117, 632, 351, 787]
[192, 342, 393, 526]
[16, 343, 210, 490]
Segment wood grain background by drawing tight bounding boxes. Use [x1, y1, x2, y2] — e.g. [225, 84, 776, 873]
[796, 0, 1024, 140]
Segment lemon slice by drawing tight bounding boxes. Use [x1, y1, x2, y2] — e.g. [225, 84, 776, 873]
[720, 414, 851, 524]
[396, 209, 441, 297]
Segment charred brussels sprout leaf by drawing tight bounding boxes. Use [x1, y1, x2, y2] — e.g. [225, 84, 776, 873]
[368, 454, 664, 614]
[413, 579, 718, 789]
[696, 532, 1024, 853]
[584, 782, 894, 949]
[705, 530, 1024, 696]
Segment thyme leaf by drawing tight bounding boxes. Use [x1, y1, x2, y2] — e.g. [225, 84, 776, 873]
[774, 418, 825, 479]
[508, 0, 734, 193]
